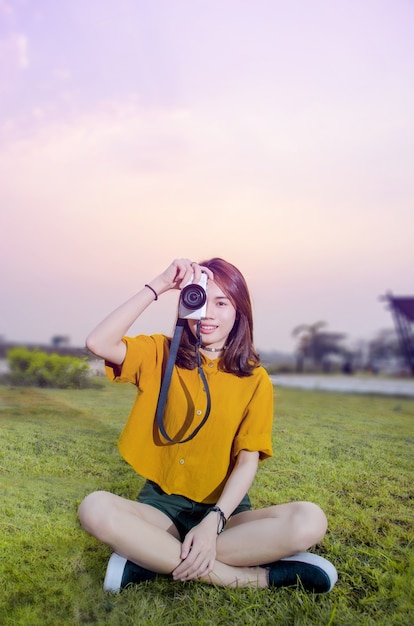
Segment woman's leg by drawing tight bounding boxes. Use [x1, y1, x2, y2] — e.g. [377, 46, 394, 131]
[195, 501, 329, 589]
[79, 493, 332, 590]
[78, 490, 264, 589]
[216, 501, 328, 567]
[78, 490, 267, 588]
[78, 490, 184, 574]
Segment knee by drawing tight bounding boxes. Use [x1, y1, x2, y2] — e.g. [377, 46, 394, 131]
[78, 490, 113, 537]
[293, 501, 328, 549]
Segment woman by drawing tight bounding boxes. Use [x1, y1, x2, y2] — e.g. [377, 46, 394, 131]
[78, 258, 337, 593]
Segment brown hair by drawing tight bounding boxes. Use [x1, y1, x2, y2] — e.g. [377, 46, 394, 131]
[175, 258, 260, 376]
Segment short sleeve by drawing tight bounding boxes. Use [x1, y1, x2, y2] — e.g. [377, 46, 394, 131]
[233, 369, 274, 460]
[105, 334, 165, 385]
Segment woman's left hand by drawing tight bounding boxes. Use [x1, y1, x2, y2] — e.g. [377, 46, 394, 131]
[172, 513, 218, 581]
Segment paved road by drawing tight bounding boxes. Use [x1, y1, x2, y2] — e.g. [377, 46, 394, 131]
[270, 374, 414, 397]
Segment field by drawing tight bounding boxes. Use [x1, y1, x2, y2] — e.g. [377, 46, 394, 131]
[0, 380, 413, 625]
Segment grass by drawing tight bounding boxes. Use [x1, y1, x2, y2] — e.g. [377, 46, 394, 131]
[0, 380, 413, 625]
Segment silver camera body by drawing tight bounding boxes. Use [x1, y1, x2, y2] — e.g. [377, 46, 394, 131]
[178, 272, 208, 320]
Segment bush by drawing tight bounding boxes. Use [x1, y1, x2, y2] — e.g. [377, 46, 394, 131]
[6, 347, 91, 389]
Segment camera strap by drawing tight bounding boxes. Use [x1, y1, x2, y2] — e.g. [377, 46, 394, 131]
[155, 320, 211, 444]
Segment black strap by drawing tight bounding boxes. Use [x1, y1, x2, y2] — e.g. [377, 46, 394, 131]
[155, 320, 211, 444]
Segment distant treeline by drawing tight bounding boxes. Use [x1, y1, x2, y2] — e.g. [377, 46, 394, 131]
[3, 346, 100, 389]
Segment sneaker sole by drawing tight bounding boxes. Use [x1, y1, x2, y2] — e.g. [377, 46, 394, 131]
[103, 553, 127, 593]
[281, 552, 338, 592]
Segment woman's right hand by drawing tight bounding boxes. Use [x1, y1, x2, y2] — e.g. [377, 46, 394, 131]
[172, 512, 219, 582]
[85, 258, 213, 363]
[153, 258, 214, 297]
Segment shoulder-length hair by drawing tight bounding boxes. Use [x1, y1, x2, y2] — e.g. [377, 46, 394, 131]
[175, 258, 260, 376]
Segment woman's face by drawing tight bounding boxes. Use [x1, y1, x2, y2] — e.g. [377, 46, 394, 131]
[187, 279, 237, 351]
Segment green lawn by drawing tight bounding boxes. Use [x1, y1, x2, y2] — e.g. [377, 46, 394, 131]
[0, 381, 413, 625]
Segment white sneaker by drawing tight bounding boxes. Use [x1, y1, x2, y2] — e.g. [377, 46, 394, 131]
[266, 552, 338, 593]
[103, 553, 156, 593]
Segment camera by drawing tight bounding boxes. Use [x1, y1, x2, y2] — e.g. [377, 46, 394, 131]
[178, 272, 208, 320]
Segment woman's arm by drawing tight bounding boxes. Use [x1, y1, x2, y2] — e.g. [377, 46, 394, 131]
[215, 449, 259, 521]
[85, 258, 213, 364]
[173, 450, 259, 581]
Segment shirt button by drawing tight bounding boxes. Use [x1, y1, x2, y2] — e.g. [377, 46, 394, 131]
[196, 409, 202, 415]
[208, 362, 214, 368]
[179, 458, 185, 465]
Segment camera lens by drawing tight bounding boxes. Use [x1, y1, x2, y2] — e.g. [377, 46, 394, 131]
[181, 284, 207, 310]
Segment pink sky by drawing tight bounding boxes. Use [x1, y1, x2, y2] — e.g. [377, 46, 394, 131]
[1, 0, 413, 353]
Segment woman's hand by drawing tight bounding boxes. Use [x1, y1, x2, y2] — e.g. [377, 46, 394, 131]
[85, 258, 213, 363]
[172, 512, 218, 581]
[154, 258, 214, 297]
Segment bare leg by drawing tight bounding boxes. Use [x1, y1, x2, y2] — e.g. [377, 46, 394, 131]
[79, 492, 328, 589]
[191, 501, 328, 588]
[78, 491, 183, 573]
[216, 501, 328, 567]
[79, 491, 267, 587]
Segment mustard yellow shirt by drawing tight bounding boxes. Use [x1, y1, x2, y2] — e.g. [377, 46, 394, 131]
[106, 334, 274, 504]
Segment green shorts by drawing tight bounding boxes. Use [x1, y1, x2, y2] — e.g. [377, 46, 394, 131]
[137, 480, 251, 541]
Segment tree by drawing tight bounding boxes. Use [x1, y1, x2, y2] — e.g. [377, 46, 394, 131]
[6, 347, 91, 389]
[51, 335, 70, 347]
[292, 321, 347, 371]
[366, 328, 402, 372]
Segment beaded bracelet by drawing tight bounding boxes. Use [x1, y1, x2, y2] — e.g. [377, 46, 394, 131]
[144, 284, 158, 301]
[205, 505, 227, 534]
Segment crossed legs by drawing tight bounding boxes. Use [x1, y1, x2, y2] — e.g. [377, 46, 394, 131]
[78, 490, 328, 588]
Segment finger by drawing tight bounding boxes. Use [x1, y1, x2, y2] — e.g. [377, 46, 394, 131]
[185, 556, 215, 581]
[194, 560, 214, 581]
[173, 548, 205, 580]
[189, 263, 214, 287]
[180, 533, 194, 560]
[177, 555, 205, 581]
[180, 259, 196, 287]
[171, 259, 193, 288]
[173, 550, 197, 578]
[189, 262, 200, 283]
[173, 559, 196, 580]
[198, 265, 214, 281]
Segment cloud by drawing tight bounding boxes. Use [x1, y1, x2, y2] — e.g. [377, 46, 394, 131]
[1, 98, 412, 273]
[15, 33, 29, 69]
[0, 89, 412, 349]
[0, 31, 29, 83]
[0, 0, 13, 17]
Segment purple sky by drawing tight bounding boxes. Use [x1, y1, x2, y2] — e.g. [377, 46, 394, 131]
[1, 0, 413, 353]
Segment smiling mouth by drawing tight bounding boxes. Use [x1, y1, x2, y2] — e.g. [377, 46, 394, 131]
[200, 325, 217, 333]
